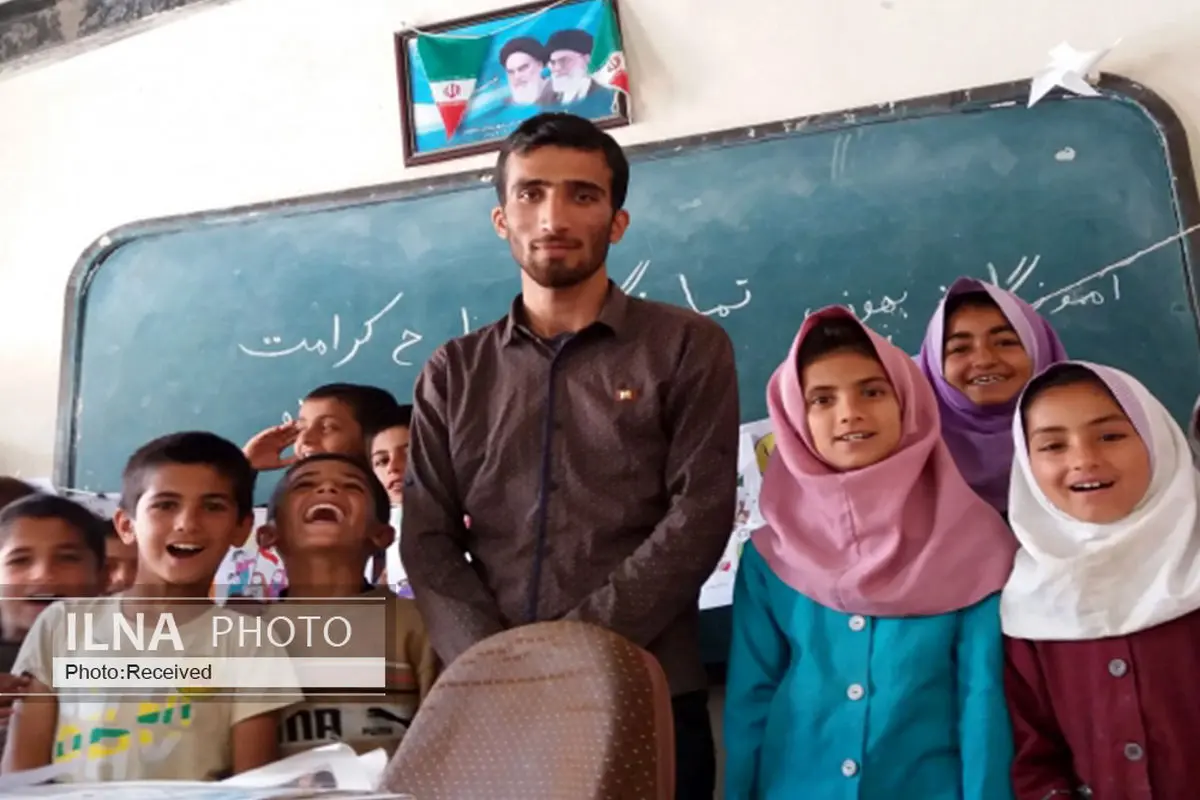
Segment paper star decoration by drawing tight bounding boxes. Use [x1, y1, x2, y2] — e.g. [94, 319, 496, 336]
[1027, 41, 1118, 108]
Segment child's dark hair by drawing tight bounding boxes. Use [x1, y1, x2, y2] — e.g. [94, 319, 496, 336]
[797, 317, 879, 372]
[944, 290, 1001, 323]
[0, 477, 38, 511]
[0, 494, 108, 566]
[366, 404, 413, 442]
[1020, 364, 1118, 424]
[305, 384, 399, 435]
[121, 431, 256, 519]
[267, 453, 390, 525]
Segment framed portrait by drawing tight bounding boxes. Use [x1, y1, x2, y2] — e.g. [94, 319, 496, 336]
[394, 0, 631, 167]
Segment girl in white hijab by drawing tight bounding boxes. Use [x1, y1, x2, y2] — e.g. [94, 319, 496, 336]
[1002, 361, 1200, 800]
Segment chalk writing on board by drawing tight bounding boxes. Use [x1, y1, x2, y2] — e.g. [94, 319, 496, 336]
[391, 329, 425, 366]
[621, 260, 652, 297]
[333, 291, 405, 368]
[801, 291, 909, 326]
[1046, 274, 1121, 315]
[985, 254, 1040, 293]
[680, 275, 753, 317]
[237, 290, 406, 368]
[1031, 222, 1200, 311]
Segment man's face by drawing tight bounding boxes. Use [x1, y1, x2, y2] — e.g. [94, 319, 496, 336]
[505, 51, 547, 105]
[491, 145, 629, 290]
[549, 48, 589, 93]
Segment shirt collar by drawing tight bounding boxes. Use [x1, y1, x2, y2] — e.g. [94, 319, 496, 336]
[502, 280, 629, 346]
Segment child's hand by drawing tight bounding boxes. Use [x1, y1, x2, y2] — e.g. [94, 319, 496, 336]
[0, 674, 31, 722]
[244, 422, 300, 471]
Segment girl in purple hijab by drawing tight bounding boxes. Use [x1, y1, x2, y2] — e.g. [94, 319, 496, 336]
[917, 278, 1067, 512]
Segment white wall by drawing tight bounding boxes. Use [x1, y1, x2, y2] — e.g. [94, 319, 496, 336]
[0, 0, 1198, 477]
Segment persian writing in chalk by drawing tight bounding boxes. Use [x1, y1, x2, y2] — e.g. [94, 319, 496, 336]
[237, 291, 474, 369]
[234, 259, 755, 369]
[802, 291, 909, 325]
[1044, 274, 1121, 315]
[1030, 222, 1200, 312]
[679, 275, 753, 317]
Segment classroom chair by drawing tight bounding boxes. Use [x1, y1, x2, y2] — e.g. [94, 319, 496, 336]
[382, 620, 675, 799]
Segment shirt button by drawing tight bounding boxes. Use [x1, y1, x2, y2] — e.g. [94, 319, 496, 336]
[1108, 658, 1128, 677]
[1124, 743, 1144, 761]
[841, 759, 858, 777]
[848, 615, 866, 631]
[846, 683, 864, 701]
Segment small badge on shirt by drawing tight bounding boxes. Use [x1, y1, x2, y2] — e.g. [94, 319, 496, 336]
[616, 387, 637, 401]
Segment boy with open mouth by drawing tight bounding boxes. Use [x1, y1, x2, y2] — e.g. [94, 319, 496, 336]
[2, 432, 299, 782]
[257, 453, 437, 758]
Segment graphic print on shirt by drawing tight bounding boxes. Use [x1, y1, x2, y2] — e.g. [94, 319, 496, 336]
[279, 702, 413, 754]
[53, 693, 193, 780]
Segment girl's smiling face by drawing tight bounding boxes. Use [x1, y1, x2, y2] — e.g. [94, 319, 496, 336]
[1024, 379, 1152, 523]
[943, 300, 1033, 406]
[802, 349, 903, 471]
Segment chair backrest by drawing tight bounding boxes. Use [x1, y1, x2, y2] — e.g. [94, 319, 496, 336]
[382, 621, 675, 800]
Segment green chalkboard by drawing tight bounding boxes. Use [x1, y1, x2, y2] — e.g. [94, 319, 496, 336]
[57, 75, 1200, 508]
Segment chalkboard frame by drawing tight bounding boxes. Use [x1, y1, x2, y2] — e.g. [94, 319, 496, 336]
[53, 72, 1200, 489]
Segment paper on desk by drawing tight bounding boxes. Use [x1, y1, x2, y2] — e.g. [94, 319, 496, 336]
[12, 783, 411, 799]
[3, 744, 401, 798]
[1028, 40, 1118, 108]
[219, 743, 385, 792]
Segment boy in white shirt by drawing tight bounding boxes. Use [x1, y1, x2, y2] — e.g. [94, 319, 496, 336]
[1, 432, 298, 781]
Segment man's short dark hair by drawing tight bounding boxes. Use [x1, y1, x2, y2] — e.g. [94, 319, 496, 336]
[121, 432, 256, 519]
[500, 36, 546, 67]
[0, 477, 38, 511]
[546, 28, 593, 56]
[267, 453, 390, 525]
[494, 113, 630, 211]
[0, 494, 108, 567]
[366, 404, 413, 442]
[305, 384, 399, 437]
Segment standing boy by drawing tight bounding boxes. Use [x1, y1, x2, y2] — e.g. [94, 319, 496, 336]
[2, 432, 298, 781]
[257, 453, 437, 757]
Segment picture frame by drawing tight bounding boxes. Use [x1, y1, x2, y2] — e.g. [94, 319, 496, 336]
[394, 0, 631, 167]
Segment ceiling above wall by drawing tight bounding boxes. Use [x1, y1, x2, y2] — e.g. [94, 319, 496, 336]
[0, 0, 233, 73]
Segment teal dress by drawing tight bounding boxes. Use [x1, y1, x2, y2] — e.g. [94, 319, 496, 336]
[724, 543, 1014, 800]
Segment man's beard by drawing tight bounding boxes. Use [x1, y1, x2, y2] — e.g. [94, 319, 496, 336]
[513, 234, 611, 290]
[551, 71, 590, 103]
[510, 78, 545, 106]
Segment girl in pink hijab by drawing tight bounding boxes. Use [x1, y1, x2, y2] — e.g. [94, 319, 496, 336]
[918, 278, 1067, 513]
[724, 307, 1017, 800]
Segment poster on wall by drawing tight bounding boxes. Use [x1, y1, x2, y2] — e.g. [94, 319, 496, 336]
[395, 0, 631, 166]
[699, 419, 776, 610]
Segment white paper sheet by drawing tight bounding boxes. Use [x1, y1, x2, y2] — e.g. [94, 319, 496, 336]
[1028, 40, 1118, 108]
[699, 418, 775, 610]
